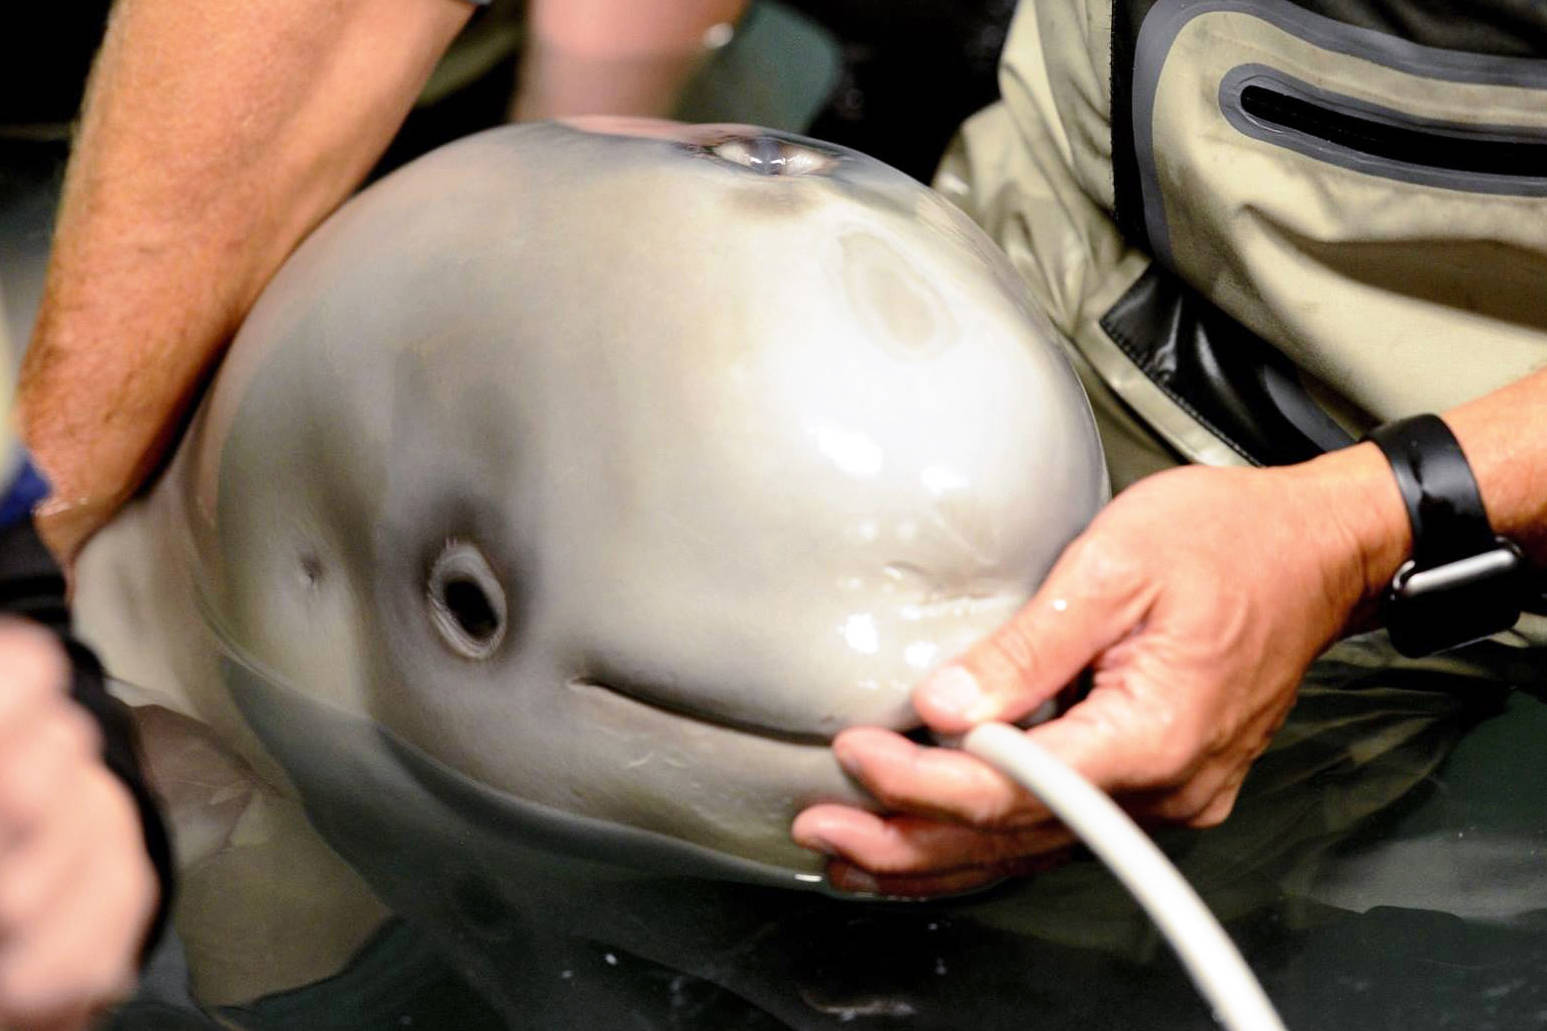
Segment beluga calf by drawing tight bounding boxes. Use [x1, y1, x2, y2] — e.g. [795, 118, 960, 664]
[71, 118, 1108, 1014]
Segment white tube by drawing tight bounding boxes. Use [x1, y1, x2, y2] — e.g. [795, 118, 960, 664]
[963, 722, 1288, 1031]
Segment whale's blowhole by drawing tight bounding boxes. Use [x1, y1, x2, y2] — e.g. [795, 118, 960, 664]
[710, 135, 835, 177]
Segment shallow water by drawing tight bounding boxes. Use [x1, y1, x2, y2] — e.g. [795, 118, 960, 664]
[98, 635, 1547, 1030]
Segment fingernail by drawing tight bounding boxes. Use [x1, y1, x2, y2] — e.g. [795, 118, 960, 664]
[798, 834, 837, 856]
[833, 740, 863, 778]
[1021, 698, 1058, 727]
[834, 868, 880, 895]
[921, 665, 990, 721]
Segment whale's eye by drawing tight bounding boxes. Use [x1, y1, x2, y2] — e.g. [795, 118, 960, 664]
[710, 136, 834, 176]
[426, 540, 507, 660]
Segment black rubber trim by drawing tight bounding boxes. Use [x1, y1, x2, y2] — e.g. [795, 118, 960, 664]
[1240, 84, 1547, 176]
[1112, 0, 1157, 251]
[1098, 265, 1354, 466]
[1112, 0, 1547, 254]
[1264, 0, 1547, 58]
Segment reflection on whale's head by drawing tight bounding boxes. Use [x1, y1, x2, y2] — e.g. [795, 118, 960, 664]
[176, 119, 1107, 880]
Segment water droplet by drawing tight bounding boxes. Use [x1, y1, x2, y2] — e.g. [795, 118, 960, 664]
[841, 613, 881, 655]
[920, 465, 969, 496]
[904, 641, 939, 670]
[811, 421, 884, 477]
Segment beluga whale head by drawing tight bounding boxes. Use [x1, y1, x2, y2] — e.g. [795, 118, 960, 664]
[75, 120, 1107, 918]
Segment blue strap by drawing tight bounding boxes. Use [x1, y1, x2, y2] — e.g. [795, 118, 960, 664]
[0, 456, 50, 530]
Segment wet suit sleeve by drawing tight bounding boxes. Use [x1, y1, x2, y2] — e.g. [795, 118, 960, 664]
[0, 469, 174, 961]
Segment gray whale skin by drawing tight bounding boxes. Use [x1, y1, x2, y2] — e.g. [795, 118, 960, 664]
[71, 118, 1107, 1005]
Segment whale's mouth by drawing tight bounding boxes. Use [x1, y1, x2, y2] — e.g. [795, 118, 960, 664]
[218, 650, 843, 892]
[566, 677, 842, 747]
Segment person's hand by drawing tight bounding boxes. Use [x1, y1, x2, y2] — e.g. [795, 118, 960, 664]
[793, 447, 1409, 896]
[28, 495, 119, 579]
[0, 620, 156, 1030]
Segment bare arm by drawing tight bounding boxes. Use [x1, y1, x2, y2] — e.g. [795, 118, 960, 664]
[796, 367, 1547, 895]
[17, 0, 474, 564]
[1442, 371, 1547, 563]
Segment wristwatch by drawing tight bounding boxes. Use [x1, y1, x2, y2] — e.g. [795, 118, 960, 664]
[1364, 414, 1532, 657]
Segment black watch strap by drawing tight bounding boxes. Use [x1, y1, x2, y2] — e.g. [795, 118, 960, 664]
[1364, 414, 1528, 657]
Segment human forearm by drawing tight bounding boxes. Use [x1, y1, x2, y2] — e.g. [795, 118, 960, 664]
[1444, 367, 1547, 564]
[1298, 365, 1547, 626]
[17, 0, 472, 562]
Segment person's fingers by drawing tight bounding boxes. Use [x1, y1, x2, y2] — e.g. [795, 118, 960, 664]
[0, 875, 140, 1030]
[826, 858, 1005, 898]
[1140, 765, 1249, 831]
[31, 495, 113, 578]
[829, 727, 1052, 828]
[0, 623, 70, 729]
[25, 1004, 96, 1031]
[1185, 786, 1241, 830]
[0, 772, 151, 1030]
[912, 537, 1153, 734]
[828, 698, 1220, 835]
[0, 705, 100, 841]
[793, 803, 1075, 875]
[0, 771, 100, 938]
[826, 849, 1074, 898]
[1020, 682, 1206, 796]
